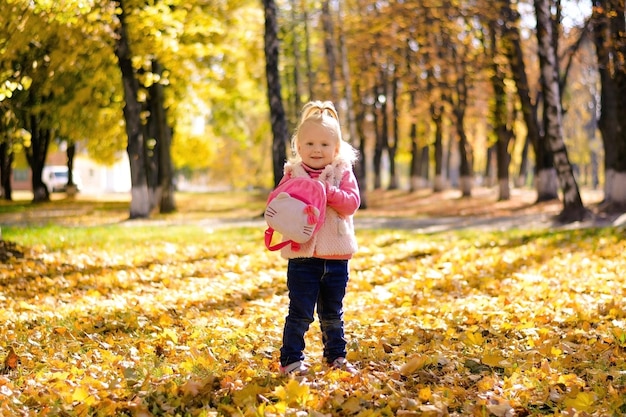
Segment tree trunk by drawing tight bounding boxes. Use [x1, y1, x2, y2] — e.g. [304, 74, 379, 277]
[354, 91, 368, 208]
[409, 128, 431, 191]
[290, 0, 302, 115]
[0, 142, 13, 201]
[591, 1, 617, 200]
[25, 115, 50, 203]
[609, 1, 626, 207]
[144, 111, 159, 210]
[456, 110, 472, 197]
[408, 92, 425, 191]
[263, 0, 289, 186]
[388, 74, 399, 190]
[488, 18, 513, 200]
[501, 0, 555, 197]
[303, 8, 315, 101]
[485, 146, 496, 188]
[496, 134, 513, 200]
[66, 143, 78, 197]
[114, 0, 151, 219]
[534, 0, 587, 222]
[321, 0, 339, 102]
[372, 92, 384, 190]
[420, 145, 430, 187]
[493, 65, 512, 198]
[338, 4, 366, 207]
[149, 60, 176, 214]
[592, 0, 626, 208]
[444, 39, 472, 197]
[432, 102, 445, 192]
[452, 81, 472, 197]
[446, 133, 457, 188]
[516, 126, 531, 187]
[409, 122, 419, 192]
[535, 136, 559, 201]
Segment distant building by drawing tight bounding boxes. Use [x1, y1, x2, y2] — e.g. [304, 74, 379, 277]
[12, 151, 131, 194]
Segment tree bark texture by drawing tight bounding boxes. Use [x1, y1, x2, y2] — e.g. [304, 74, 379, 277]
[489, 18, 513, 200]
[354, 95, 368, 208]
[446, 42, 472, 197]
[321, 0, 338, 102]
[534, 0, 586, 222]
[431, 102, 445, 192]
[289, 0, 302, 114]
[592, 0, 626, 208]
[25, 115, 50, 202]
[65, 143, 78, 197]
[263, 0, 289, 186]
[0, 142, 12, 200]
[372, 93, 384, 190]
[388, 74, 399, 190]
[303, 8, 315, 101]
[114, 0, 151, 219]
[149, 60, 176, 214]
[453, 95, 472, 196]
[500, 0, 555, 198]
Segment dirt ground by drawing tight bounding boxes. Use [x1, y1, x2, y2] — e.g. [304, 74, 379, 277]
[355, 187, 625, 232]
[2, 187, 624, 232]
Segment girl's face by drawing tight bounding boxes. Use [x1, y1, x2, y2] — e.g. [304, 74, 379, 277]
[297, 122, 339, 169]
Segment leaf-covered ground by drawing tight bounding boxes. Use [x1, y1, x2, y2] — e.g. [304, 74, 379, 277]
[1, 190, 625, 416]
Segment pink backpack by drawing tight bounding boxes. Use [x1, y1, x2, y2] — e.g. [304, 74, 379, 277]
[264, 177, 327, 251]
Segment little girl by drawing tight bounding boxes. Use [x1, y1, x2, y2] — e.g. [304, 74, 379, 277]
[276, 100, 360, 376]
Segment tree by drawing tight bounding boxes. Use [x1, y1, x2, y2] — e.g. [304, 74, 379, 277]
[263, 0, 289, 186]
[0, 1, 126, 201]
[145, 60, 176, 214]
[499, 1, 540, 190]
[5, 5, 63, 202]
[321, 0, 339, 103]
[113, 0, 151, 218]
[591, 0, 626, 209]
[0, 141, 11, 200]
[534, 0, 587, 221]
[337, 1, 366, 207]
[485, 14, 515, 200]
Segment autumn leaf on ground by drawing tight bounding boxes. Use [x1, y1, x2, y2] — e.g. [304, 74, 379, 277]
[273, 378, 311, 406]
[1, 195, 625, 416]
[400, 354, 430, 376]
[1, 347, 19, 374]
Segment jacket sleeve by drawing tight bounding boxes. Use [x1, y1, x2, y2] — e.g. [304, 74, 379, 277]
[326, 170, 360, 216]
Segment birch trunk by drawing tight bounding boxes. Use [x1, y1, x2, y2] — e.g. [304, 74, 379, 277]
[534, 0, 587, 222]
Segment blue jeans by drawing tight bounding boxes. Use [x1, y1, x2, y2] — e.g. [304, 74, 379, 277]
[280, 258, 349, 367]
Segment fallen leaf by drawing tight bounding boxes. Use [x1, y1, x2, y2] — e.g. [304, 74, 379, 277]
[400, 354, 430, 376]
[1, 348, 19, 374]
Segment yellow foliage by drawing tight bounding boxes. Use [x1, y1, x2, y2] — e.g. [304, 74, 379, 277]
[1, 210, 625, 416]
[563, 391, 596, 412]
[273, 379, 313, 408]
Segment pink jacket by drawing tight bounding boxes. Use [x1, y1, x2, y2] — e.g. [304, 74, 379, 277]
[278, 160, 360, 260]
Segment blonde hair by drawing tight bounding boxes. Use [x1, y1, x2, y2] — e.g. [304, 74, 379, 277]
[289, 100, 358, 164]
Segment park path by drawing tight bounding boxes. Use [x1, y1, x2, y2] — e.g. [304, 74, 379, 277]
[196, 187, 624, 233]
[1, 187, 624, 232]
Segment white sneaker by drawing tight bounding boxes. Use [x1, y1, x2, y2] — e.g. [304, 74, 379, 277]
[279, 361, 310, 376]
[329, 357, 358, 374]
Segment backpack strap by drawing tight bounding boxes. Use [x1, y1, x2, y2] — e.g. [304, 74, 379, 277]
[264, 228, 301, 251]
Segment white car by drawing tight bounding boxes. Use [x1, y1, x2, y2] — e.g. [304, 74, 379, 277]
[42, 166, 82, 193]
